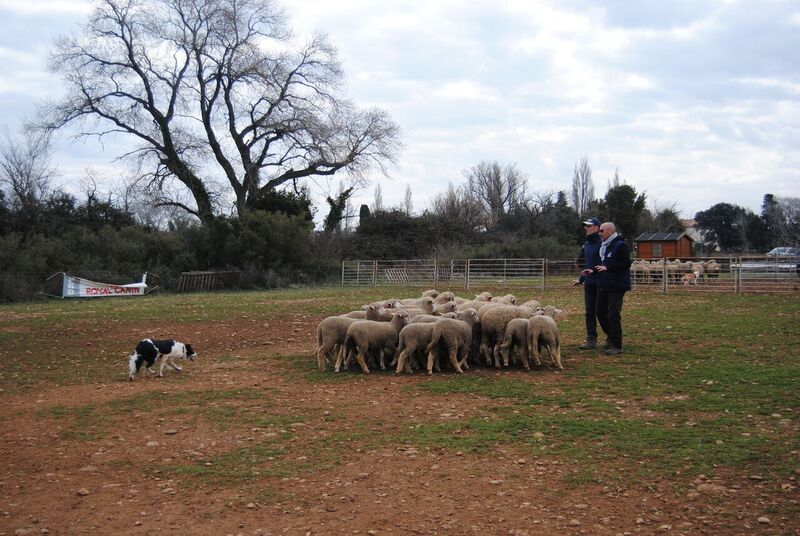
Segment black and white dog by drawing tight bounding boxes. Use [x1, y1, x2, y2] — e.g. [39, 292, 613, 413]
[128, 339, 197, 381]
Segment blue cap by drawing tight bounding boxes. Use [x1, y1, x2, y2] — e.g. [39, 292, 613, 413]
[582, 217, 601, 227]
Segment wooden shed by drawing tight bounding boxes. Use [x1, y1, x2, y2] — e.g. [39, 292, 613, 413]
[634, 232, 694, 259]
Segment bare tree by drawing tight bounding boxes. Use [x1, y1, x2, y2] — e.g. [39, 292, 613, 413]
[570, 156, 594, 218]
[403, 184, 413, 216]
[430, 182, 484, 232]
[518, 191, 555, 233]
[0, 129, 55, 213]
[43, 0, 400, 225]
[464, 161, 527, 229]
[774, 196, 800, 245]
[609, 167, 621, 190]
[372, 182, 383, 212]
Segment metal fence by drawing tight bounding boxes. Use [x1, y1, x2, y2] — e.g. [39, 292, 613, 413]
[342, 256, 800, 295]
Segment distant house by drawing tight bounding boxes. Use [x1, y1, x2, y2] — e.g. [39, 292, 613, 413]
[634, 232, 694, 259]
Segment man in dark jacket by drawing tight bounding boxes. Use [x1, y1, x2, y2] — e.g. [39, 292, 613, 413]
[592, 222, 632, 355]
[571, 217, 602, 349]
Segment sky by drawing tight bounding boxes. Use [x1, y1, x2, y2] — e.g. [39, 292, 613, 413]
[0, 0, 798, 225]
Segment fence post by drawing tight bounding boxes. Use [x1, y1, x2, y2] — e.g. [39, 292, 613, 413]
[661, 263, 668, 294]
[465, 259, 471, 290]
[341, 261, 345, 286]
[735, 257, 741, 294]
[372, 260, 378, 286]
[541, 258, 546, 292]
[433, 258, 438, 287]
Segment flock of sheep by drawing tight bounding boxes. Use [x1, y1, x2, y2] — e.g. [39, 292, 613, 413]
[631, 258, 721, 284]
[314, 290, 565, 376]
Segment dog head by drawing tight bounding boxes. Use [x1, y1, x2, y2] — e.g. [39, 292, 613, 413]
[184, 343, 197, 361]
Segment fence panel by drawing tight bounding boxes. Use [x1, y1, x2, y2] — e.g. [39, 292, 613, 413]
[464, 258, 543, 289]
[736, 256, 800, 294]
[343, 257, 800, 295]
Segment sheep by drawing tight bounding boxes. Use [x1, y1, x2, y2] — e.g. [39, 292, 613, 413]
[339, 310, 410, 373]
[396, 296, 435, 318]
[433, 291, 456, 304]
[340, 303, 391, 320]
[520, 299, 541, 310]
[540, 305, 565, 320]
[458, 299, 505, 313]
[704, 259, 720, 279]
[498, 318, 531, 369]
[493, 294, 518, 305]
[395, 323, 438, 374]
[527, 315, 563, 370]
[411, 312, 458, 323]
[421, 289, 439, 298]
[478, 304, 537, 367]
[314, 316, 360, 371]
[474, 291, 493, 301]
[433, 301, 458, 315]
[424, 308, 480, 375]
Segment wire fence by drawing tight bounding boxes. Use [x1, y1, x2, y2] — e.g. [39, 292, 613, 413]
[342, 256, 800, 295]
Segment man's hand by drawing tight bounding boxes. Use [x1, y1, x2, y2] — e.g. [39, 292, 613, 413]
[571, 279, 581, 287]
[594, 265, 607, 272]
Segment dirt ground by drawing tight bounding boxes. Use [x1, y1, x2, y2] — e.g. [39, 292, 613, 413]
[0, 313, 798, 536]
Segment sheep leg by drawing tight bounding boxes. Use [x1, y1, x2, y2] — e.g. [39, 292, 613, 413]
[518, 344, 530, 370]
[492, 344, 503, 368]
[356, 349, 370, 374]
[395, 349, 408, 374]
[528, 333, 542, 367]
[499, 342, 511, 367]
[446, 346, 463, 374]
[334, 349, 344, 372]
[552, 335, 564, 370]
[426, 350, 436, 375]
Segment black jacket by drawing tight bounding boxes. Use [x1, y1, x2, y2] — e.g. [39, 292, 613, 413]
[577, 232, 602, 284]
[597, 235, 632, 292]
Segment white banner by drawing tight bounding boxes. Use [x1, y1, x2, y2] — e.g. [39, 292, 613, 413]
[61, 273, 148, 298]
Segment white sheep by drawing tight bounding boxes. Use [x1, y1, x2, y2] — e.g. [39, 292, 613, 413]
[314, 316, 360, 371]
[339, 310, 410, 373]
[340, 303, 391, 320]
[395, 322, 438, 374]
[424, 308, 480, 375]
[478, 304, 537, 367]
[410, 312, 458, 323]
[498, 318, 531, 369]
[433, 291, 456, 304]
[527, 315, 563, 370]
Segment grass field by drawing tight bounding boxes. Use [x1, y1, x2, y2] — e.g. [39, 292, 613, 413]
[0, 286, 798, 534]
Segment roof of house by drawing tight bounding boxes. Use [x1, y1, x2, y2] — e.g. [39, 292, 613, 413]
[634, 232, 690, 242]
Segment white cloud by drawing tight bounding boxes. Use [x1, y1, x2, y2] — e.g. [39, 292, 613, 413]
[0, 0, 91, 15]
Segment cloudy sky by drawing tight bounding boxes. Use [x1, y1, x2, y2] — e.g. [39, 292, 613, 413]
[1, 0, 798, 224]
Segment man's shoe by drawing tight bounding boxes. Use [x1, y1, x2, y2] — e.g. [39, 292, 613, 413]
[605, 347, 623, 355]
[602, 339, 612, 350]
[579, 340, 597, 350]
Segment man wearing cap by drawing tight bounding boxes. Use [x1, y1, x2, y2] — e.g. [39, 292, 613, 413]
[592, 222, 632, 355]
[571, 217, 602, 350]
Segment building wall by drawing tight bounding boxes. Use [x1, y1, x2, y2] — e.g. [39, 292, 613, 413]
[636, 238, 695, 259]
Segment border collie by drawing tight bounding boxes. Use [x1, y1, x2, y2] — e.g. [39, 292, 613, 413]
[128, 339, 197, 381]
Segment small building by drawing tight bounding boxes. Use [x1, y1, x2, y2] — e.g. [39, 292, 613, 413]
[634, 232, 694, 259]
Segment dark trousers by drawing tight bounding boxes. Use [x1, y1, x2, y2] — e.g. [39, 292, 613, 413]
[583, 283, 598, 341]
[596, 290, 625, 349]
